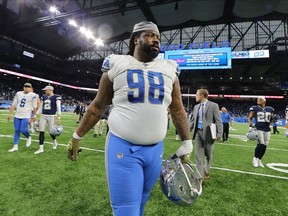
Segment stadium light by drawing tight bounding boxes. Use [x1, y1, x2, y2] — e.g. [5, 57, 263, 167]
[48, 7, 105, 46]
[49, 6, 60, 15]
[95, 39, 104, 46]
[79, 26, 87, 34]
[68, 19, 78, 27]
[85, 30, 94, 39]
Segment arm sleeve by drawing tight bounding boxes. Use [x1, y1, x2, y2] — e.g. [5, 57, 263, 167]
[37, 102, 43, 115]
[56, 100, 61, 116]
[12, 94, 18, 106]
[32, 95, 38, 109]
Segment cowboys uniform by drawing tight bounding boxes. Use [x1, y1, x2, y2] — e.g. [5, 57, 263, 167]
[249, 105, 274, 145]
[38, 94, 62, 132]
[103, 54, 180, 215]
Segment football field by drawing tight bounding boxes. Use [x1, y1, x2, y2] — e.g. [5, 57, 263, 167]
[0, 110, 288, 216]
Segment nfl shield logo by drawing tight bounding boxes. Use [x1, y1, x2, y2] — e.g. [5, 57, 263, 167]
[117, 152, 123, 159]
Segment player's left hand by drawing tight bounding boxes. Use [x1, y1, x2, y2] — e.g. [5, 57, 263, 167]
[180, 154, 192, 163]
[172, 140, 193, 159]
[57, 116, 61, 125]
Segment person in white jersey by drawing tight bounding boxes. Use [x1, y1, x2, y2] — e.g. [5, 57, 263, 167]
[7, 82, 38, 152]
[66, 21, 193, 216]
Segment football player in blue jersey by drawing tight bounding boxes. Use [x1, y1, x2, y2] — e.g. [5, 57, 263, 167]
[248, 96, 274, 168]
[34, 85, 62, 154]
[66, 21, 193, 216]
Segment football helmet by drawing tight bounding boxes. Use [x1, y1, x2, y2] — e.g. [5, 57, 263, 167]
[33, 120, 40, 132]
[50, 125, 63, 136]
[247, 127, 258, 141]
[160, 158, 202, 206]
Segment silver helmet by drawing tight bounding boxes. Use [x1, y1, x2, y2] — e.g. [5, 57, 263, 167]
[160, 158, 202, 206]
[33, 120, 40, 132]
[50, 125, 63, 136]
[247, 127, 259, 141]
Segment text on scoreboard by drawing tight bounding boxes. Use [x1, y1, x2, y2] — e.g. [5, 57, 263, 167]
[164, 48, 232, 70]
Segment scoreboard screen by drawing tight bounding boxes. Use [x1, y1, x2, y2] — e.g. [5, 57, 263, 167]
[164, 48, 232, 70]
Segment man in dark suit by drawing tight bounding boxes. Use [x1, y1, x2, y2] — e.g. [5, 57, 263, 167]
[190, 89, 222, 184]
[74, 102, 86, 123]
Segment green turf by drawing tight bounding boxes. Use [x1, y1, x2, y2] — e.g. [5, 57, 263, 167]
[0, 110, 288, 216]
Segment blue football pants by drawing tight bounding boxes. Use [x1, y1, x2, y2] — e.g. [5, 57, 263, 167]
[106, 132, 164, 216]
[13, 117, 30, 144]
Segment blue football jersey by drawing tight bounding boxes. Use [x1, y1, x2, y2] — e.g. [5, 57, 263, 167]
[249, 105, 274, 132]
[41, 94, 61, 115]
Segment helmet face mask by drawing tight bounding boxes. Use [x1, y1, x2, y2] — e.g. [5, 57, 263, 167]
[160, 158, 202, 206]
[247, 127, 259, 141]
[50, 125, 63, 136]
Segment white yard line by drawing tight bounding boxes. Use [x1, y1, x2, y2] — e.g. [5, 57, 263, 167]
[1, 134, 287, 179]
[211, 166, 288, 180]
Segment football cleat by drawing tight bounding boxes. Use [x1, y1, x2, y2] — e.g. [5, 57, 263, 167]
[8, 145, 18, 152]
[258, 160, 265, 168]
[252, 157, 259, 167]
[53, 140, 58, 149]
[34, 148, 44, 154]
[160, 157, 202, 206]
[26, 136, 32, 147]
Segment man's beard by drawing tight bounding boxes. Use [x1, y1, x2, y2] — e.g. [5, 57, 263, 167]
[141, 42, 160, 59]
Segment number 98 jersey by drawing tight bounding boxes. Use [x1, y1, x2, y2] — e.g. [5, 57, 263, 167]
[249, 105, 274, 132]
[103, 54, 179, 145]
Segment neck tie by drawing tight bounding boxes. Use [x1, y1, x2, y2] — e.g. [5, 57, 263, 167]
[199, 104, 204, 121]
[198, 104, 204, 129]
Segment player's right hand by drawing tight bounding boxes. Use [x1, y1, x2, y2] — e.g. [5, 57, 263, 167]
[249, 124, 255, 132]
[67, 137, 81, 161]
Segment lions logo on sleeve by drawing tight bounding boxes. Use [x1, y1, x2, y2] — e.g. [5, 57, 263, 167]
[102, 55, 111, 73]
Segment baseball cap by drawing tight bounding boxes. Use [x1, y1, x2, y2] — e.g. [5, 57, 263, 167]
[24, 83, 32, 87]
[42, 85, 54, 91]
[132, 21, 159, 34]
